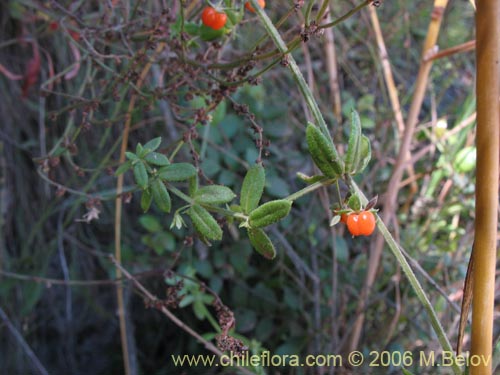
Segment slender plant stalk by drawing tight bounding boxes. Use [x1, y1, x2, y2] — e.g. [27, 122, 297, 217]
[114, 41, 166, 375]
[425, 40, 476, 62]
[470, 1, 500, 373]
[349, 0, 449, 353]
[249, 1, 460, 373]
[323, 9, 342, 124]
[321, 8, 350, 268]
[285, 178, 336, 202]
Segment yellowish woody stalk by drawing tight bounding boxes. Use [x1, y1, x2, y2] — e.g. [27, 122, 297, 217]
[367, 6, 405, 135]
[323, 9, 342, 124]
[471, 0, 500, 374]
[114, 41, 166, 375]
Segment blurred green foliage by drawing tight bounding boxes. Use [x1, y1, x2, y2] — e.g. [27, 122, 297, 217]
[0, 0, 480, 374]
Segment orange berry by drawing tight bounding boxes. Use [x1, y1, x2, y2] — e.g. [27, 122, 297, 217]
[346, 211, 376, 237]
[201, 6, 227, 31]
[245, 0, 265, 13]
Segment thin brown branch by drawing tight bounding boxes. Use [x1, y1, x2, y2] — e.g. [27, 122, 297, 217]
[424, 40, 476, 62]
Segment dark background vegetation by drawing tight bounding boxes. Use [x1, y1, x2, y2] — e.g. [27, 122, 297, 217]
[0, 0, 485, 374]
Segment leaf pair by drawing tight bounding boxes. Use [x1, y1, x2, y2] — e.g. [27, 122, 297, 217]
[248, 200, 292, 228]
[240, 164, 292, 225]
[306, 123, 343, 178]
[188, 184, 236, 243]
[305, 109, 371, 178]
[239, 164, 293, 259]
[118, 137, 171, 188]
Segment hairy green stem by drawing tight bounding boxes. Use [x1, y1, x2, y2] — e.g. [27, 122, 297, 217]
[319, 0, 371, 30]
[315, 0, 331, 23]
[285, 178, 336, 202]
[304, 0, 315, 25]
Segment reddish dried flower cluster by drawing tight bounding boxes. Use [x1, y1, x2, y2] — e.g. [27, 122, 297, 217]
[214, 298, 235, 332]
[216, 334, 248, 356]
[213, 298, 248, 355]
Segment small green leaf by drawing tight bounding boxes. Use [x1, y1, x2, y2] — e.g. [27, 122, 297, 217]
[345, 109, 362, 174]
[158, 163, 197, 182]
[306, 123, 343, 178]
[179, 294, 194, 308]
[136, 143, 144, 157]
[151, 179, 171, 213]
[141, 188, 153, 212]
[133, 161, 148, 189]
[240, 164, 265, 214]
[225, 9, 242, 26]
[188, 175, 199, 196]
[143, 137, 162, 152]
[190, 96, 206, 109]
[248, 200, 292, 228]
[187, 205, 222, 241]
[211, 99, 227, 125]
[329, 215, 341, 227]
[199, 24, 225, 41]
[354, 135, 371, 173]
[125, 152, 138, 161]
[402, 369, 416, 375]
[248, 228, 276, 259]
[347, 194, 361, 212]
[193, 299, 209, 320]
[194, 185, 236, 205]
[139, 214, 162, 232]
[115, 161, 132, 176]
[144, 152, 170, 166]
